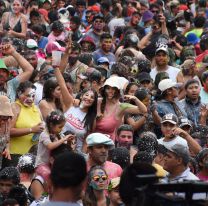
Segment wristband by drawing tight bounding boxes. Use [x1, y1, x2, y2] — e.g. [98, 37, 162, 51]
[29, 128, 32, 133]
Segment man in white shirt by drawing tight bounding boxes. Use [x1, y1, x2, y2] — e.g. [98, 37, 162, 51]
[150, 45, 180, 82]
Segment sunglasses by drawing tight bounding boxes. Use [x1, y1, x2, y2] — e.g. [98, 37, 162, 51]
[92, 175, 108, 182]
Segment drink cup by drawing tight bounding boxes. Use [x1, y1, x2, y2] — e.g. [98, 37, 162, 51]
[52, 50, 62, 67]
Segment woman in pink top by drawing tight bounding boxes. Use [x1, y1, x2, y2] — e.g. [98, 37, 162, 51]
[95, 77, 147, 142]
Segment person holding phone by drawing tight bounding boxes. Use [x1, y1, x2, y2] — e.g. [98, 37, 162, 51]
[158, 113, 201, 156]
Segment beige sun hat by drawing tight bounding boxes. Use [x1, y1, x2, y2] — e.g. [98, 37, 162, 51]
[0, 96, 14, 117]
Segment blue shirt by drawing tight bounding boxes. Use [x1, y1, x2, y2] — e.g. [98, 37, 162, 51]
[93, 48, 116, 65]
[38, 37, 48, 50]
[180, 97, 202, 126]
[156, 99, 187, 118]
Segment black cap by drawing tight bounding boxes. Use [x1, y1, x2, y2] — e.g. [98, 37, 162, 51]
[137, 72, 152, 83]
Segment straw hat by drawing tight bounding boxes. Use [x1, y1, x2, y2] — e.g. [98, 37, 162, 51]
[0, 96, 14, 117]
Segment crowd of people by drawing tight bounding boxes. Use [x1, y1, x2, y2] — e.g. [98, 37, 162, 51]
[0, 0, 208, 205]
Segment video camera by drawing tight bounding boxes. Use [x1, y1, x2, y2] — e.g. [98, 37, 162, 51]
[132, 174, 208, 206]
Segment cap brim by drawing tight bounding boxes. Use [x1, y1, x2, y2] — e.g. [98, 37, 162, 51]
[161, 120, 177, 124]
[179, 123, 192, 128]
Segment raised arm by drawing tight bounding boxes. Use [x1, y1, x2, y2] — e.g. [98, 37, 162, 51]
[54, 67, 74, 110]
[2, 44, 33, 82]
[118, 95, 147, 118]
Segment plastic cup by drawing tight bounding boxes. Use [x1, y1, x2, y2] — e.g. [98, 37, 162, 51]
[52, 50, 62, 67]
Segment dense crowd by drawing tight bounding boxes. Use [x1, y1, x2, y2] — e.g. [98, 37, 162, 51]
[0, 0, 208, 205]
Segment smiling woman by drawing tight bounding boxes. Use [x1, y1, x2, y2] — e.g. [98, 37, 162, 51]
[10, 81, 44, 166]
[0, 0, 27, 39]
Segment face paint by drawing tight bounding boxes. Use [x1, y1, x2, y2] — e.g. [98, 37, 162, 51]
[22, 89, 36, 107]
[90, 169, 108, 191]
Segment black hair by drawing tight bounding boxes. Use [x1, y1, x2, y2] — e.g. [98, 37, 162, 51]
[51, 20, 64, 32]
[175, 34, 188, 47]
[100, 32, 112, 42]
[95, 66, 108, 79]
[0, 167, 20, 185]
[67, 6, 76, 16]
[200, 35, 208, 51]
[194, 16, 206, 28]
[119, 162, 157, 205]
[100, 2, 111, 11]
[88, 70, 102, 84]
[100, 86, 120, 115]
[63, 72, 74, 84]
[76, 0, 86, 6]
[48, 10, 58, 23]
[71, 41, 82, 52]
[125, 82, 139, 95]
[79, 53, 93, 65]
[29, 0, 39, 7]
[70, 16, 81, 25]
[2, 199, 18, 206]
[150, 3, 160, 11]
[80, 88, 98, 132]
[30, 10, 40, 19]
[50, 152, 87, 188]
[16, 81, 36, 99]
[50, 144, 72, 159]
[201, 71, 208, 83]
[43, 78, 62, 111]
[117, 124, 134, 136]
[110, 62, 129, 79]
[31, 24, 45, 34]
[8, 185, 28, 206]
[184, 79, 199, 90]
[134, 88, 149, 101]
[108, 147, 130, 169]
[133, 151, 155, 164]
[46, 110, 65, 135]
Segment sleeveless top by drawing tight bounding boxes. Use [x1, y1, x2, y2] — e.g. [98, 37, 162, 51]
[10, 100, 42, 155]
[63, 106, 87, 152]
[3, 12, 22, 33]
[95, 107, 122, 142]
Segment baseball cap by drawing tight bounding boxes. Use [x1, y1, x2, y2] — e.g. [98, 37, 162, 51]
[180, 59, 195, 70]
[155, 45, 169, 55]
[86, 133, 115, 148]
[158, 79, 177, 92]
[26, 39, 38, 49]
[137, 72, 152, 83]
[93, 14, 104, 22]
[0, 59, 9, 73]
[164, 144, 189, 159]
[186, 33, 200, 45]
[179, 117, 192, 128]
[161, 113, 178, 125]
[97, 57, 110, 64]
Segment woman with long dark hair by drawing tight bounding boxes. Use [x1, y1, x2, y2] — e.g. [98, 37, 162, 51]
[95, 76, 147, 142]
[54, 67, 98, 152]
[83, 166, 109, 206]
[0, 0, 27, 39]
[39, 78, 62, 121]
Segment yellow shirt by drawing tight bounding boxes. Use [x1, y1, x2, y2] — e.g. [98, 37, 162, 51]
[10, 100, 42, 154]
[153, 163, 167, 177]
